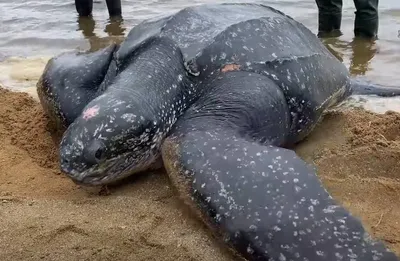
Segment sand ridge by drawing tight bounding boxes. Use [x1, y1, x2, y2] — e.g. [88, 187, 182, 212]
[0, 88, 399, 260]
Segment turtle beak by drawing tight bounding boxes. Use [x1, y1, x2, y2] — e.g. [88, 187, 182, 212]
[69, 171, 104, 186]
[60, 160, 105, 186]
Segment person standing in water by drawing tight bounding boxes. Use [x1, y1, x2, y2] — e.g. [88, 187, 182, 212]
[75, 0, 122, 18]
[315, 0, 378, 38]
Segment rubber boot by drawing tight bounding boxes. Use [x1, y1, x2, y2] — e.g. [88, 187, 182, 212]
[353, 0, 379, 39]
[315, 0, 343, 37]
[106, 0, 122, 18]
[75, 0, 93, 17]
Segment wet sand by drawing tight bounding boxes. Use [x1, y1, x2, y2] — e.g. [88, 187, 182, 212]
[0, 87, 399, 260]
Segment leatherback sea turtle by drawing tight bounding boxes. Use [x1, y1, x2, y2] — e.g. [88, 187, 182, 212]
[37, 3, 400, 261]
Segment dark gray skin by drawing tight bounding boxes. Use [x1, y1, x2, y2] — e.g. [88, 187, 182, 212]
[37, 3, 400, 261]
[58, 36, 196, 183]
[37, 43, 117, 131]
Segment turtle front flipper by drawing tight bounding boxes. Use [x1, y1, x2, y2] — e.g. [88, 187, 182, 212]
[161, 72, 399, 260]
[37, 44, 117, 133]
[162, 129, 399, 261]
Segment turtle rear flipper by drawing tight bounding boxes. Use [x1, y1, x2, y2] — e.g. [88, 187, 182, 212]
[350, 77, 400, 97]
[37, 44, 117, 132]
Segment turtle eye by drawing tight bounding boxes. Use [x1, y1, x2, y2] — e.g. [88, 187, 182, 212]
[94, 148, 104, 162]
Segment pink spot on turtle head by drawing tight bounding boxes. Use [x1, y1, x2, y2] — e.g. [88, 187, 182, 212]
[82, 105, 100, 120]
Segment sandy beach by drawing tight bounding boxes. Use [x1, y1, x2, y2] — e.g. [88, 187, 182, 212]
[0, 85, 399, 260]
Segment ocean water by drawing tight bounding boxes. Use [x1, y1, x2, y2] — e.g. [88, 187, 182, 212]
[0, 0, 399, 112]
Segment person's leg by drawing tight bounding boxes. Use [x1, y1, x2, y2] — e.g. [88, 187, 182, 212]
[353, 0, 379, 38]
[75, 0, 93, 17]
[315, 0, 343, 37]
[105, 0, 122, 18]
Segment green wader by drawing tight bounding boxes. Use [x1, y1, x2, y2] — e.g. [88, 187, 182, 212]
[75, 0, 122, 18]
[315, 0, 379, 38]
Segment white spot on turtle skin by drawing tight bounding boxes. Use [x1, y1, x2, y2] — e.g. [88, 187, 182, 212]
[121, 113, 137, 123]
[247, 245, 254, 254]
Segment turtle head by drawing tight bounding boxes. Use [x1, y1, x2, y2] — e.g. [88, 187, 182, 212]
[59, 92, 164, 186]
[58, 35, 189, 186]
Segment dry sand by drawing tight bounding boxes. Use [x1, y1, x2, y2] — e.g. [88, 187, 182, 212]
[0, 87, 399, 260]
